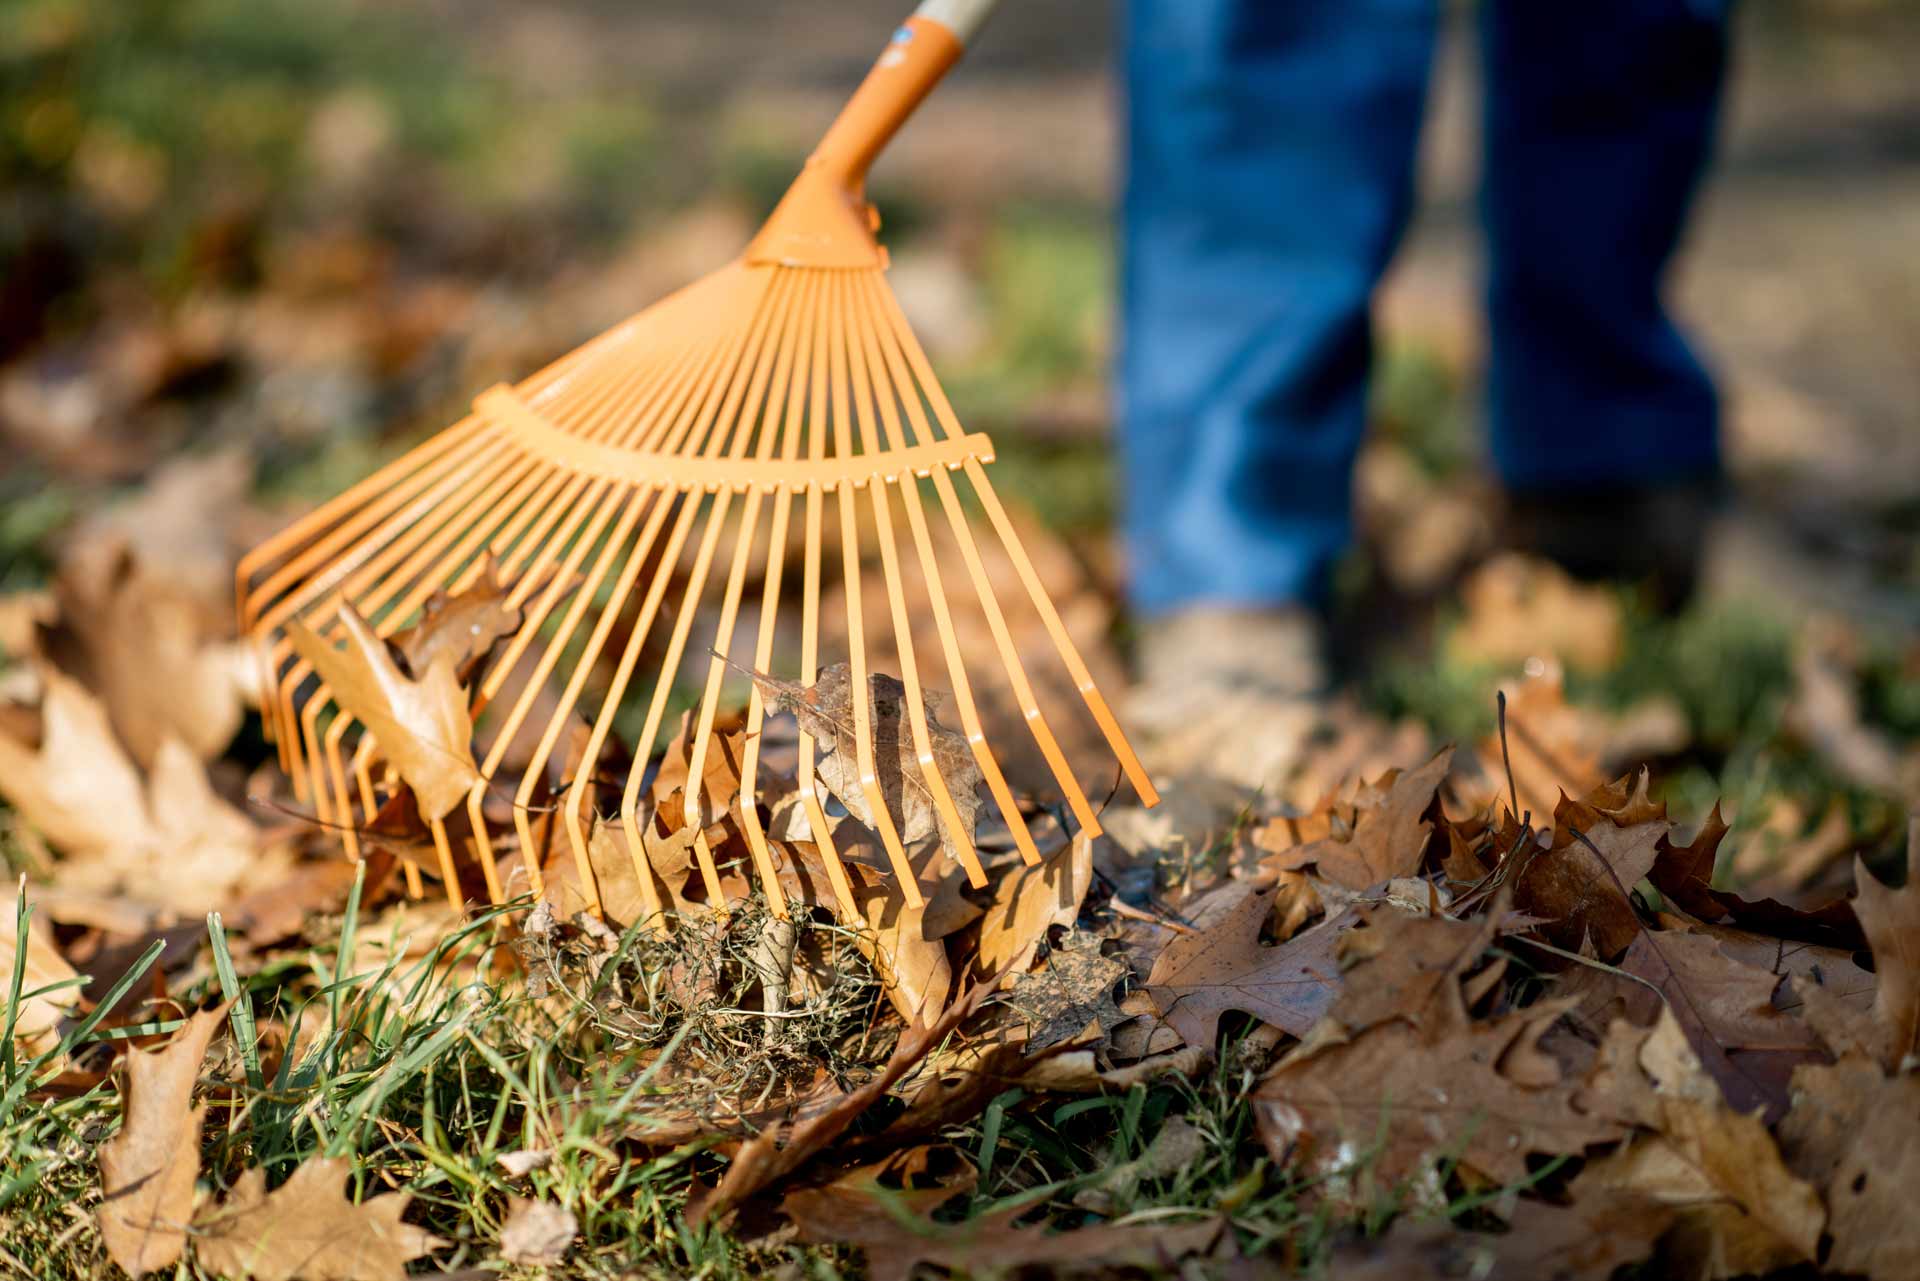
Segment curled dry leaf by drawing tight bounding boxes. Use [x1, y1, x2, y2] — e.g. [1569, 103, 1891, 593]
[971, 831, 1092, 982]
[1849, 817, 1920, 1071]
[286, 600, 481, 821]
[1256, 748, 1454, 891]
[384, 556, 522, 685]
[97, 1005, 228, 1277]
[192, 1156, 447, 1281]
[38, 548, 249, 765]
[498, 1196, 577, 1267]
[1779, 1056, 1920, 1281]
[0, 667, 271, 913]
[745, 662, 984, 869]
[1514, 777, 1668, 960]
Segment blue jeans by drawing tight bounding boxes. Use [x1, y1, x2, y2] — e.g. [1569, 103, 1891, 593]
[1120, 0, 1728, 614]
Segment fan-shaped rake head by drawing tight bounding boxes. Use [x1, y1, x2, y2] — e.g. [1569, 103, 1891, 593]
[235, 1, 1157, 923]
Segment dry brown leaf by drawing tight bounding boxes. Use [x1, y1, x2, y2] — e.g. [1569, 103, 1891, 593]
[747, 663, 984, 868]
[1144, 883, 1356, 1047]
[1573, 1095, 1822, 1279]
[1513, 782, 1668, 959]
[0, 669, 270, 913]
[1326, 904, 1498, 1037]
[1002, 930, 1128, 1051]
[37, 549, 248, 765]
[286, 600, 481, 821]
[192, 1156, 446, 1281]
[1255, 996, 1621, 1186]
[385, 556, 522, 685]
[782, 1181, 1224, 1281]
[772, 838, 954, 1022]
[498, 1196, 576, 1267]
[1257, 748, 1453, 890]
[1779, 1056, 1920, 1281]
[1850, 817, 1920, 1071]
[97, 1005, 227, 1276]
[2, 887, 79, 1057]
[971, 831, 1092, 981]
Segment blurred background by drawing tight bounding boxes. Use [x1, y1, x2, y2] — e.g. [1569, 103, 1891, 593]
[2, 0, 1916, 891]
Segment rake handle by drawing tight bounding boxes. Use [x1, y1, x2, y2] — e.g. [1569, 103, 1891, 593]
[810, 0, 1002, 191]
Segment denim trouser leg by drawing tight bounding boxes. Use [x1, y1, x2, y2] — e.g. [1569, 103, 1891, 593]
[1120, 0, 1437, 615]
[1481, 0, 1728, 490]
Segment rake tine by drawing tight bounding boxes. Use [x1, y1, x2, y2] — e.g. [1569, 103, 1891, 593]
[826, 274, 920, 905]
[796, 271, 860, 919]
[843, 281, 985, 887]
[850, 272, 1036, 868]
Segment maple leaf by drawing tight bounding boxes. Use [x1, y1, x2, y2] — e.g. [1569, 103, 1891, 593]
[192, 1157, 446, 1281]
[287, 600, 481, 821]
[1257, 748, 1453, 890]
[97, 1005, 227, 1277]
[1145, 883, 1356, 1047]
[782, 1182, 1225, 1281]
[1255, 996, 1622, 1186]
[1849, 817, 1920, 1071]
[744, 662, 984, 870]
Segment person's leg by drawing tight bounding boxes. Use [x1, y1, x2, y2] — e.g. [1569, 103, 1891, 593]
[1481, 0, 1728, 495]
[1120, 0, 1438, 618]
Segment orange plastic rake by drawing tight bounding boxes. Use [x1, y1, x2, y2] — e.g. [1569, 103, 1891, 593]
[236, 0, 1156, 922]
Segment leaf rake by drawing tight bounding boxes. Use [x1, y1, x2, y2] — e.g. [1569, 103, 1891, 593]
[236, 0, 1156, 922]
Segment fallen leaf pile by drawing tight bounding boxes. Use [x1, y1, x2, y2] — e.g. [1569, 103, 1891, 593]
[5, 485, 1920, 1279]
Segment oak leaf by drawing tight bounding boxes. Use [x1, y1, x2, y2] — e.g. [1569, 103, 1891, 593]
[747, 663, 984, 869]
[971, 831, 1091, 982]
[38, 549, 248, 765]
[97, 1005, 227, 1276]
[1257, 748, 1453, 890]
[1145, 883, 1356, 1047]
[1255, 997, 1621, 1186]
[1514, 777, 1668, 959]
[287, 601, 481, 821]
[384, 556, 521, 685]
[1779, 1056, 1920, 1281]
[1850, 817, 1920, 1071]
[192, 1156, 446, 1281]
[1573, 1095, 1822, 1279]
[1332, 1193, 1672, 1281]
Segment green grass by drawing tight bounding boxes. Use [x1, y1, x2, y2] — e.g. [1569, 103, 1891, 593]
[1, 867, 1547, 1280]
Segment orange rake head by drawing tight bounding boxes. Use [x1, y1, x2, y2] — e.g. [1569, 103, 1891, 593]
[235, 0, 1157, 923]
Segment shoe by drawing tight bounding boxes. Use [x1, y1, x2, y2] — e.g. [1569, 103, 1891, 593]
[1502, 476, 1725, 611]
[1127, 604, 1331, 789]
